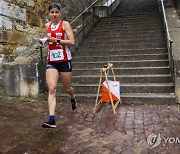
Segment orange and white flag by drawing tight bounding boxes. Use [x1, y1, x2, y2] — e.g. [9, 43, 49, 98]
[102, 80, 120, 102]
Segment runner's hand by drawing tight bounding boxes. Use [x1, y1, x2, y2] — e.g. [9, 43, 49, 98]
[47, 37, 57, 43]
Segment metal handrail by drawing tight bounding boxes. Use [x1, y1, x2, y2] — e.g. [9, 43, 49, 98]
[159, 0, 172, 42]
[70, 0, 122, 50]
[70, 0, 99, 25]
[70, 0, 119, 24]
[159, 0, 174, 81]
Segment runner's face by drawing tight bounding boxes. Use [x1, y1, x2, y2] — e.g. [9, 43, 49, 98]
[49, 8, 61, 23]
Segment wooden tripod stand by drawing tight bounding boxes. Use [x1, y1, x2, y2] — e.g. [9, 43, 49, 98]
[94, 63, 122, 114]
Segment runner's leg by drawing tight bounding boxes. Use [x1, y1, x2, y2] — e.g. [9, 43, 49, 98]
[46, 69, 59, 116]
[61, 72, 77, 110]
[61, 72, 74, 97]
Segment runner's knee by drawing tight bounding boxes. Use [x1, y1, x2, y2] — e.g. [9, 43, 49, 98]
[48, 86, 56, 95]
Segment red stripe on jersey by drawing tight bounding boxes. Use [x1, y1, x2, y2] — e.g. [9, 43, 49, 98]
[46, 21, 71, 62]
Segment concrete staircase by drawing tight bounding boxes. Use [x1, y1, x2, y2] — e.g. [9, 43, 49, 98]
[57, 0, 176, 104]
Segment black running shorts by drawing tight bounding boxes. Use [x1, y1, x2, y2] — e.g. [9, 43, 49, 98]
[46, 60, 72, 72]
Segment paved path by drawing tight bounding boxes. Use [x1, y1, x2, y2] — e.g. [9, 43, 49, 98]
[0, 96, 179, 154]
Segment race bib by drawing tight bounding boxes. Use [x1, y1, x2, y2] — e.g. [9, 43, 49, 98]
[50, 49, 64, 61]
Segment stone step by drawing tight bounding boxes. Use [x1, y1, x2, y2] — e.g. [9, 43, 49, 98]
[87, 32, 164, 38]
[95, 25, 163, 31]
[112, 10, 160, 17]
[72, 60, 169, 68]
[83, 39, 166, 44]
[98, 20, 162, 26]
[71, 75, 172, 84]
[81, 40, 166, 46]
[120, 93, 176, 104]
[89, 22, 163, 30]
[111, 0, 159, 16]
[100, 15, 161, 22]
[72, 53, 168, 62]
[57, 93, 176, 105]
[95, 20, 163, 26]
[112, 9, 159, 15]
[96, 21, 163, 28]
[91, 27, 163, 35]
[58, 83, 174, 94]
[73, 60, 169, 68]
[72, 67, 170, 75]
[74, 48, 167, 56]
[79, 43, 166, 51]
[92, 27, 163, 33]
[99, 19, 162, 26]
[88, 30, 164, 35]
[86, 34, 165, 41]
[111, 8, 159, 17]
[112, 7, 159, 14]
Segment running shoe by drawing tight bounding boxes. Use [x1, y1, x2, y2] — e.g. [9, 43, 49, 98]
[71, 98, 77, 110]
[42, 120, 56, 128]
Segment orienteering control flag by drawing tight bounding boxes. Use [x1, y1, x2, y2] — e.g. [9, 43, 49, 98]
[102, 80, 120, 102]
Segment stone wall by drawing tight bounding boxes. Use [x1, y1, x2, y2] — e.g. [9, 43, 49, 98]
[0, 0, 95, 56]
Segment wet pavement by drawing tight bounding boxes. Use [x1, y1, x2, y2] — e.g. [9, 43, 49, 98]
[0, 96, 179, 154]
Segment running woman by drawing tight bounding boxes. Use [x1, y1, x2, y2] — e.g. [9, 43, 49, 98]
[42, 4, 77, 128]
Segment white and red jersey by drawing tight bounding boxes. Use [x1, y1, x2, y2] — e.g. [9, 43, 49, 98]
[46, 21, 72, 62]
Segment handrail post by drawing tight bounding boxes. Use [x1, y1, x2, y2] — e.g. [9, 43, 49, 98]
[111, 0, 112, 13]
[40, 46, 43, 66]
[107, 0, 109, 16]
[39, 46, 45, 92]
[82, 14, 85, 38]
[93, 6, 95, 24]
[101, 0, 103, 17]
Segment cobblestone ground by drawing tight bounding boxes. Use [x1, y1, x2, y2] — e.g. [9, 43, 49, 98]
[0, 96, 179, 154]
